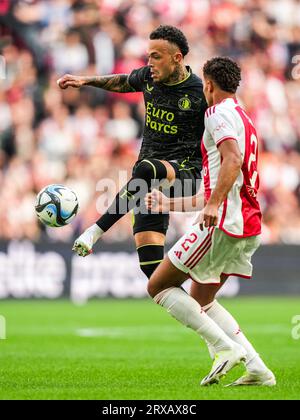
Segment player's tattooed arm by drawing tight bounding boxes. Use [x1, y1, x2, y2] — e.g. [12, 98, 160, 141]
[57, 74, 135, 92]
[85, 74, 135, 92]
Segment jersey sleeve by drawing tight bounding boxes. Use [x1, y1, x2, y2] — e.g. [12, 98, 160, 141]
[205, 106, 238, 147]
[128, 66, 149, 92]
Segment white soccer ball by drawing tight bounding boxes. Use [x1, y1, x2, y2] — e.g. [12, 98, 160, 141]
[35, 184, 79, 227]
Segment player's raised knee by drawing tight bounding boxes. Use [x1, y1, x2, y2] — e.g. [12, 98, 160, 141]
[134, 160, 154, 180]
[133, 159, 167, 183]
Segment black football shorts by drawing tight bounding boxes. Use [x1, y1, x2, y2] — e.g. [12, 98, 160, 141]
[132, 160, 202, 235]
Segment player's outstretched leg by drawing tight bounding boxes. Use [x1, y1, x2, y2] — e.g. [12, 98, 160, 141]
[73, 159, 169, 256]
[190, 282, 276, 386]
[148, 257, 247, 386]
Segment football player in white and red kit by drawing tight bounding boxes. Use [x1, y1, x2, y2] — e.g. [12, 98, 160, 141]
[146, 57, 276, 387]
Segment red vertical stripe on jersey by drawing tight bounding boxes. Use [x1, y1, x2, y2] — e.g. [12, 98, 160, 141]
[201, 140, 211, 202]
[219, 199, 228, 230]
[235, 106, 262, 236]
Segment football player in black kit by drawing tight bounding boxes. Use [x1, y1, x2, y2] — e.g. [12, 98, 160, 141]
[57, 26, 276, 388]
[57, 25, 206, 279]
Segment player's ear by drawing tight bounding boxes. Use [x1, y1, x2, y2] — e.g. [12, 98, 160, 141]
[207, 79, 214, 93]
[174, 52, 183, 63]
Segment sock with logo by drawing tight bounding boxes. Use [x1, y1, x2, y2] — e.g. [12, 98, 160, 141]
[204, 300, 269, 373]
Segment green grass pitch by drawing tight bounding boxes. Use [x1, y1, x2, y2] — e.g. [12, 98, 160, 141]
[0, 298, 299, 400]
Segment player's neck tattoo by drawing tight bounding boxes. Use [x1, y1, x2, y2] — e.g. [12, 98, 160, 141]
[164, 65, 190, 86]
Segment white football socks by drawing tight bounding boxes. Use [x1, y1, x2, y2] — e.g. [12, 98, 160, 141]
[153, 287, 237, 352]
[84, 224, 104, 245]
[205, 300, 269, 374]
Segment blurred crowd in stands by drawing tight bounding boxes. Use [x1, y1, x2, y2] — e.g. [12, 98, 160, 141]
[0, 0, 300, 244]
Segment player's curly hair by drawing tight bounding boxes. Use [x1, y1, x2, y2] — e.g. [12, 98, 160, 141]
[203, 57, 241, 93]
[149, 25, 189, 57]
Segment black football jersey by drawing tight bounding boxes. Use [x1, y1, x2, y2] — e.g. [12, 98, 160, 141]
[128, 66, 207, 168]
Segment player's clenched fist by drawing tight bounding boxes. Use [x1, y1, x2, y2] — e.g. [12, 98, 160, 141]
[57, 74, 86, 89]
[145, 189, 170, 213]
[200, 203, 219, 230]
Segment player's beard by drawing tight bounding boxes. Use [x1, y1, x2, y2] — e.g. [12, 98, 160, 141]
[164, 64, 187, 85]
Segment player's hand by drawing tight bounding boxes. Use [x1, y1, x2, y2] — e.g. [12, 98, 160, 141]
[145, 189, 170, 213]
[57, 74, 85, 90]
[198, 203, 218, 230]
[193, 210, 204, 226]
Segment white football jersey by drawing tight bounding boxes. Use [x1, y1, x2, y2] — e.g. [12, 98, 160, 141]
[202, 98, 261, 238]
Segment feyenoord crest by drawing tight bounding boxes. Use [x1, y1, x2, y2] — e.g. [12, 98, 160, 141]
[178, 95, 191, 110]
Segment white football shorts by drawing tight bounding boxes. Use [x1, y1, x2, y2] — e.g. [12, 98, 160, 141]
[168, 225, 261, 284]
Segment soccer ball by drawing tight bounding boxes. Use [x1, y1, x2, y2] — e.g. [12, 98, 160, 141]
[35, 184, 79, 227]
